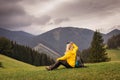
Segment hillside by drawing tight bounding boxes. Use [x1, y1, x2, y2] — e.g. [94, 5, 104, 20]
[34, 43, 61, 60]
[0, 49, 120, 80]
[107, 49, 120, 61]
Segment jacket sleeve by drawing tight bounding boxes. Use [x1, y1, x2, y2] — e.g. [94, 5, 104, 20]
[57, 52, 70, 61]
[71, 43, 78, 53]
[57, 43, 78, 61]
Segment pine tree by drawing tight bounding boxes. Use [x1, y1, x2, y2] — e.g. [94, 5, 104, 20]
[0, 37, 12, 55]
[89, 31, 108, 62]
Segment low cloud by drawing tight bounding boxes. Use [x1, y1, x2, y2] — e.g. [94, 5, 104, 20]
[34, 15, 51, 25]
[54, 18, 70, 25]
[22, 0, 51, 3]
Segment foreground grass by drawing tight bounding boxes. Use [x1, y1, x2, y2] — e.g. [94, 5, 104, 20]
[0, 49, 120, 80]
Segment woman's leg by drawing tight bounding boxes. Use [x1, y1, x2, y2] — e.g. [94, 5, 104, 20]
[46, 60, 72, 70]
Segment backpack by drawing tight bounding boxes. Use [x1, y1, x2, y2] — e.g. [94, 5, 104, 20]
[75, 50, 84, 68]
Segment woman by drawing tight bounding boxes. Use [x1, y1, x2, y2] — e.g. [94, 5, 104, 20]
[46, 42, 78, 70]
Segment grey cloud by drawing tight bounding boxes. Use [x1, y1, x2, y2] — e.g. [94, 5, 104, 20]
[50, 0, 120, 18]
[0, 0, 52, 29]
[0, 0, 21, 4]
[0, 15, 34, 28]
[1, 0, 120, 30]
[54, 18, 70, 25]
[21, 0, 51, 4]
[0, 4, 25, 17]
[34, 15, 51, 25]
[0, 0, 33, 28]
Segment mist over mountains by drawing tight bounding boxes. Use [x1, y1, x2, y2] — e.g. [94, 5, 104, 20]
[0, 27, 120, 55]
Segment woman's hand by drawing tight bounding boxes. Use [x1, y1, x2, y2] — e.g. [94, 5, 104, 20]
[69, 42, 74, 50]
[70, 42, 73, 45]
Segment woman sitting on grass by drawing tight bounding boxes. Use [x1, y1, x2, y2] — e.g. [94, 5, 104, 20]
[46, 42, 79, 70]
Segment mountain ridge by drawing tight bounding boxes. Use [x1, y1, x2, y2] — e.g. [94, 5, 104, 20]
[35, 27, 120, 55]
[0, 28, 35, 47]
[0, 27, 120, 56]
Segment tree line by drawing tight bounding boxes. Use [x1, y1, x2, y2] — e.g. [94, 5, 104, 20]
[0, 37, 55, 66]
[107, 34, 120, 49]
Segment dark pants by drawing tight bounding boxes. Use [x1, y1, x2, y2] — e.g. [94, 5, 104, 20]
[50, 60, 72, 70]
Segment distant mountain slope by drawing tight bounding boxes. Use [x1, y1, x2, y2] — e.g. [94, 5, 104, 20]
[36, 27, 94, 55]
[103, 29, 120, 43]
[0, 28, 61, 58]
[0, 28, 35, 47]
[35, 27, 120, 55]
[34, 43, 61, 60]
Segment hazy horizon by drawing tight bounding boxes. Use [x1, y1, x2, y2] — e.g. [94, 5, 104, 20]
[1, 26, 119, 36]
[0, 0, 120, 35]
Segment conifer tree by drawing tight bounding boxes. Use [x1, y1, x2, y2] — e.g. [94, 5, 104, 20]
[0, 37, 12, 55]
[89, 31, 108, 62]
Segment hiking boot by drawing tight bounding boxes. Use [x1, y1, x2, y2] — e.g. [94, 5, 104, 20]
[45, 66, 52, 71]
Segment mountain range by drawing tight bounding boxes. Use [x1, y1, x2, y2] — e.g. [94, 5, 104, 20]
[0, 27, 120, 56]
[0, 28, 34, 47]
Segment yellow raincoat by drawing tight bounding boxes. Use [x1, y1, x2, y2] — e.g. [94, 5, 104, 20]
[57, 43, 78, 67]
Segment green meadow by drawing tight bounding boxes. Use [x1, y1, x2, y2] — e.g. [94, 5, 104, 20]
[0, 49, 120, 80]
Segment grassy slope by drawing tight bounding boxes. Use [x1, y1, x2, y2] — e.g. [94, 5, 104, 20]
[107, 49, 120, 61]
[0, 49, 120, 80]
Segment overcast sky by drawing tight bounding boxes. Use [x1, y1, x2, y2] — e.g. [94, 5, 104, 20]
[0, 0, 120, 35]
